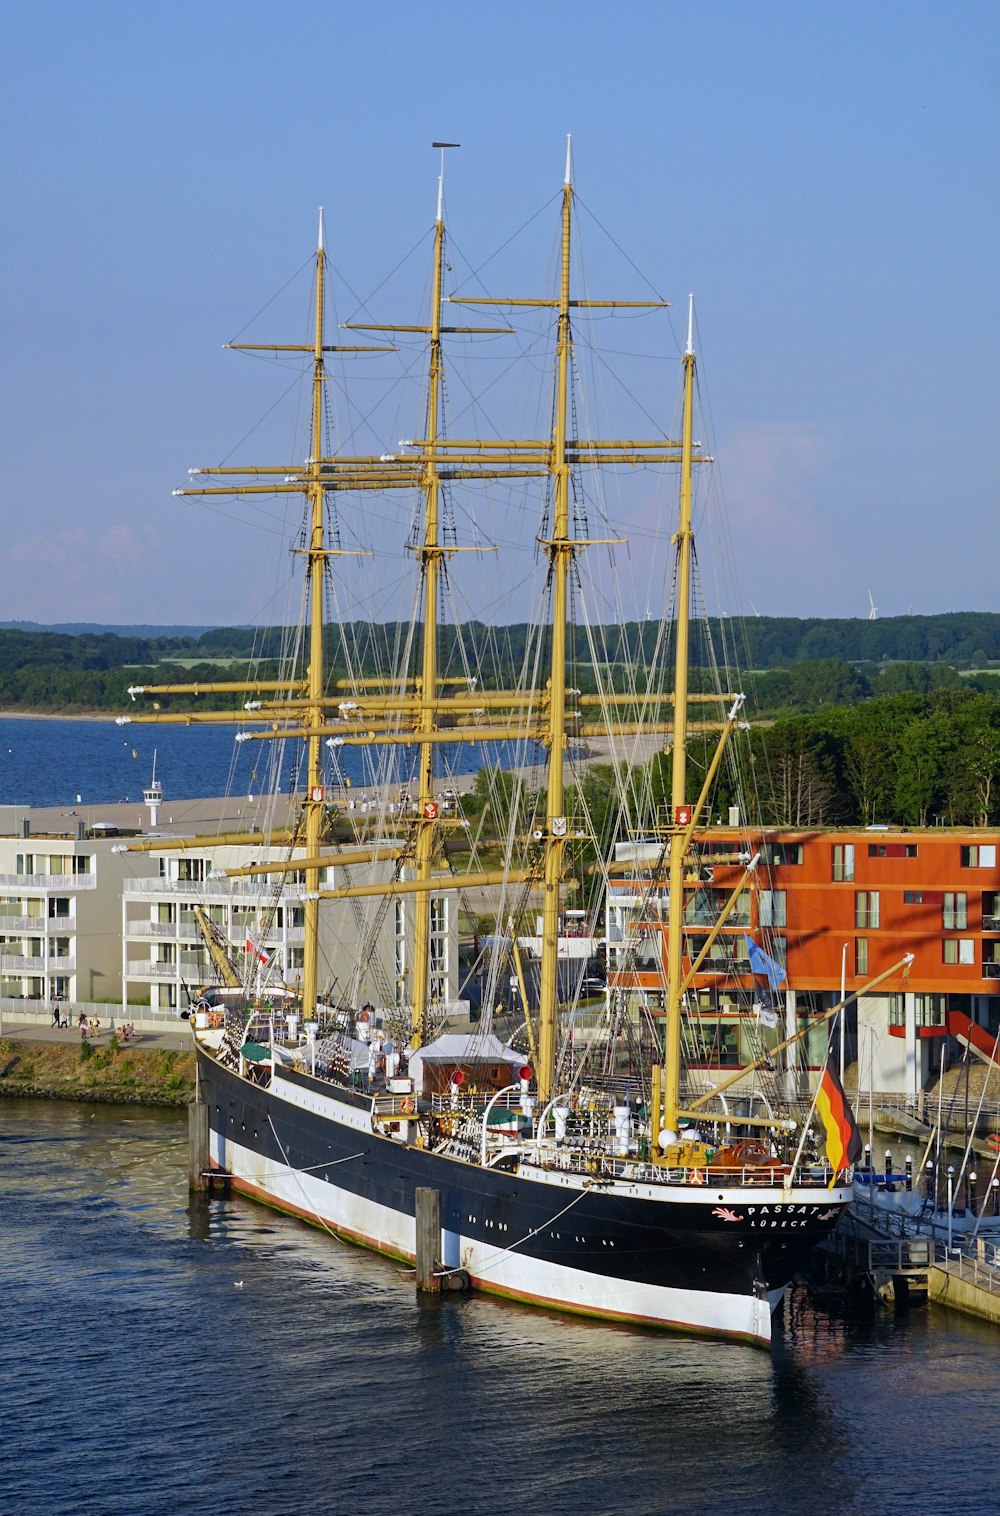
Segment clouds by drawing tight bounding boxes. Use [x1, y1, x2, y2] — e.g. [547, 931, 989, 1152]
[7, 523, 159, 621]
[721, 420, 838, 538]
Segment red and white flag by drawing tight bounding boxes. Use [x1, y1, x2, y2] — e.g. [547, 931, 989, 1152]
[245, 934, 269, 965]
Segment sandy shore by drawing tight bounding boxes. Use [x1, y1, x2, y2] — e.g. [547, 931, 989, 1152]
[0, 710, 119, 722]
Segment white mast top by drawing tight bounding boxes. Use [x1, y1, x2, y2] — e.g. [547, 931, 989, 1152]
[317, 206, 325, 253]
[685, 293, 695, 357]
[432, 142, 460, 222]
[564, 132, 573, 185]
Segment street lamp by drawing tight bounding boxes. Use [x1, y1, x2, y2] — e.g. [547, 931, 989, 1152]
[947, 1165, 956, 1252]
[884, 1148, 892, 1180]
[992, 1177, 999, 1217]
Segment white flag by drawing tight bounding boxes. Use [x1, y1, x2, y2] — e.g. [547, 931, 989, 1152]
[755, 1000, 778, 1029]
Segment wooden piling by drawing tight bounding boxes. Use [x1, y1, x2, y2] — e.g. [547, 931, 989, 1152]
[415, 1186, 441, 1293]
[188, 1100, 209, 1193]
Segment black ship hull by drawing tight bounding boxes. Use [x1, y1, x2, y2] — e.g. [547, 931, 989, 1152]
[197, 1047, 848, 1345]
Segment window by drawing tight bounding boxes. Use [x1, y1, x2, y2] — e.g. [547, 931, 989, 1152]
[177, 858, 206, 882]
[943, 892, 968, 930]
[890, 994, 947, 1028]
[903, 891, 923, 905]
[759, 890, 787, 928]
[855, 891, 880, 929]
[943, 939, 975, 965]
[770, 937, 787, 967]
[832, 844, 855, 882]
[856, 938, 869, 975]
[868, 842, 918, 858]
[916, 995, 946, 1027]
[71, 855, 92, 876]
[961, 844, 997, 868]
[765, 843, 803, 866]
[48, 898, 70, 919]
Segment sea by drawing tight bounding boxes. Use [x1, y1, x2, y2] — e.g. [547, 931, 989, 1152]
[1, 1099, 998, 1516]
[0, 716, 529, 812]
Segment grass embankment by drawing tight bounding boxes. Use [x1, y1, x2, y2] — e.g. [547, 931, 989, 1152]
[0, 1037, 195, 1107]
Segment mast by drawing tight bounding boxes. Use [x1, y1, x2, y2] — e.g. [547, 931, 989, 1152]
[409, 153, 450, 1048]
[302, 209, 328, 1018]
[536, 136, 575, 1102]
[660, 296, 697, 1137]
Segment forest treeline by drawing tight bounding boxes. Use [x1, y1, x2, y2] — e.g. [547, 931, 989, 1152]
[3, 617, 1000, 714]
[3, 614, 1000, 712]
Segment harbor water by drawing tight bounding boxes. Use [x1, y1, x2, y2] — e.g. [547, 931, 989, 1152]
[2, 1099, 999, 1516]
[0, 717, 527, 811]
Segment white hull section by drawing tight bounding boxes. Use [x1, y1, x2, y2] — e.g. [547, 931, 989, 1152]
[217, 1130, 777, 1345]
[456, 1234, 775, 1343]
[222, 1132, 417, 1260]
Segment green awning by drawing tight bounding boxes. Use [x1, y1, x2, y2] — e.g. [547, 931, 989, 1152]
[241, 1041, 273, 1063]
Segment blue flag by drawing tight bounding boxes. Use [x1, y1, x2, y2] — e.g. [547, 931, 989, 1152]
[746, 936, 786, 990]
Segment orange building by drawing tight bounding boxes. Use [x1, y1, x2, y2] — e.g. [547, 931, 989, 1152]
[606, 826, 1000, 1100]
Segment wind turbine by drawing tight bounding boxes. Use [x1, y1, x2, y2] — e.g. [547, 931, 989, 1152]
[868, 589, 879, 621]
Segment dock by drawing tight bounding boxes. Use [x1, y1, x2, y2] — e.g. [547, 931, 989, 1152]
[928, 1243, 1000, 1326]
[815, 1218, 1000, 1326]
[817, 1227, 932, 1303]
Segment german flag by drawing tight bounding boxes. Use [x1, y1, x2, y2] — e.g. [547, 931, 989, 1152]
[815, 1063, 862, 1186]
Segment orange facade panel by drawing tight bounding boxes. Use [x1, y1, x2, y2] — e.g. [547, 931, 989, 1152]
[690, 827, 1000, 998]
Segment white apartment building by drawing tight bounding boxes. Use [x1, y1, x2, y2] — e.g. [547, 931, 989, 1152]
[0, 806, 159, 1004]
[121, 844, 425, 1013]
[0, 801, 458, 1018]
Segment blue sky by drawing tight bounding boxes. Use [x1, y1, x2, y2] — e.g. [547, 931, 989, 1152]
[2, 0, 998, 627]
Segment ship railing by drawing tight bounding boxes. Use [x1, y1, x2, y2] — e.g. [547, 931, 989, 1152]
[524, 1146, 833, 1188]
[430, 1090, 524, 1114]
[373, 1093, 420, 1121]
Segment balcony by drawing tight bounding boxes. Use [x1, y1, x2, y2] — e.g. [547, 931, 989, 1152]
[127, 953, 211, 977]
[0, 914, 76, 933]
[697, 955, 753, 976]
[0, 874, 96, 891]
[126, 961, 181, 979]
[3, 955, 75, 973]
[123, 878, 302, 900]
[984, 962, 1000, 979]
[984, 916, 1000, 934]
[684, 908, 752, 929]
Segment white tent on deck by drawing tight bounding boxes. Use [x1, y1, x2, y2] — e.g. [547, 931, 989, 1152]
[407, 1032, 525, 1098]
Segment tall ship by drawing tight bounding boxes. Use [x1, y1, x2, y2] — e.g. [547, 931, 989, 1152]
[121, 143, 862, 1345]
